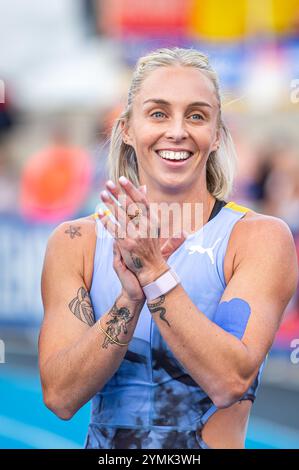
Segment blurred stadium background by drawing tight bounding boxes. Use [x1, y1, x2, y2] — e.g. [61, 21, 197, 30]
[1, 0, 299, 449]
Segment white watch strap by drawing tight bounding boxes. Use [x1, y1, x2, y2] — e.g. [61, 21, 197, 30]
[142, 268, 180, 302]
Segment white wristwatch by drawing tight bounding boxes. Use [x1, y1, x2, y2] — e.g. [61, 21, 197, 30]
[142, 268, 180, 302]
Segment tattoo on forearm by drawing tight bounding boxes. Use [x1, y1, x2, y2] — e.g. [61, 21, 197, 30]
[147, 295, 170, 327]
[101, 299, 134, 349]
[65, 225, 81, 239]
[69, 287, 95, 326]
[130, 252, 143, 269]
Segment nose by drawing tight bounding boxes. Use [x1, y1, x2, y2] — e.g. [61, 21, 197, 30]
[164, 117, 188, 142]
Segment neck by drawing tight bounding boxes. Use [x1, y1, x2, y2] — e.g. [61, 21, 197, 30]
[141, 179, 216, 239]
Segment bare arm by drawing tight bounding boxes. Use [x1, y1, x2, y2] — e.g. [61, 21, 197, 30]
[98, 179, 298, 410]
[39, 220, 144, 420]
[140, 216, 298, 408]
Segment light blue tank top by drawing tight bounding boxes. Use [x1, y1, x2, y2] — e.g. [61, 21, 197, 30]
[85, 201, 266, 449]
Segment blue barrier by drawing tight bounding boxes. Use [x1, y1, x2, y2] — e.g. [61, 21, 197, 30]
[0, 215, 56, 327]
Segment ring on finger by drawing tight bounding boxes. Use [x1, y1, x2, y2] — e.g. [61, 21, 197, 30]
[127, 207, 143, 221]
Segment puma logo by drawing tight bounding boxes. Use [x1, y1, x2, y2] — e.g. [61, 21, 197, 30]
[186, 238, 222, 264]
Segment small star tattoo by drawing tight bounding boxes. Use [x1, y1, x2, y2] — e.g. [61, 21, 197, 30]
[65, 225, 82, 239]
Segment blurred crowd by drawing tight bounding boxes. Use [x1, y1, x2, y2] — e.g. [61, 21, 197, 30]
[1, 92, 299, 351]
[234, 131, 299, 349]
[1, 0, 299, 348]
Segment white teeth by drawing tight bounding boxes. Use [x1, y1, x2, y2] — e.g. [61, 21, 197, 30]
[157, 150, 192, 161]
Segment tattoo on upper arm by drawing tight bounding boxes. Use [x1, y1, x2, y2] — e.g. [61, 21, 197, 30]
[101, 299, 135, 349]
[65, 225, 81, 239]
[69, 287, 95, 326]
[147, 295, 170, 327]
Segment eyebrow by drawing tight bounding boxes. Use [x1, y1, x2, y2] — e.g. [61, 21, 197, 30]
[142, 98, 213, 108]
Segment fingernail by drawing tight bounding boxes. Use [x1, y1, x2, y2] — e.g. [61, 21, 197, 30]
[101, 190, 109, 199]
[106, 180, 116, 189]
[119, 176, 128, 185]
[140, 185, 147, 194]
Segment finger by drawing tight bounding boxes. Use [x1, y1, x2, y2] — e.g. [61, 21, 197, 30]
[161, 231, 187, 258]
[97, 207, 125, 240]
[106, 180, 146, 199]
[139, 185, 147, 195]
[113, 241, 120, 259]
[100, 190, 130, 235]
[118, 176, 150, 214]
[105, 180, 146, 221]
[105, 179, 134, 214]
[101, 186, 143, 237]
[113, 241, 126, 273]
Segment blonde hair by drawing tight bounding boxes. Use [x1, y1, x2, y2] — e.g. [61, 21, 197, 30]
[107, 47, 236, 200]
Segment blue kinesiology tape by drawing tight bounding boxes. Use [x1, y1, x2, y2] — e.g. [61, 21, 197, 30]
[213, 298, 251, 340]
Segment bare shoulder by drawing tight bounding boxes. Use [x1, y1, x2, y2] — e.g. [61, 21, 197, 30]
[44, 215, 97, 281]
[58, 215, 97, 242]
[47, 215, 96, 251]
[232, 209, 295, 254]
[230, 209, 298, 299]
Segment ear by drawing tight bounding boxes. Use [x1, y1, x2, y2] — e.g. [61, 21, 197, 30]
[121, 120, 134, 147]
[211, 126, 221, 153]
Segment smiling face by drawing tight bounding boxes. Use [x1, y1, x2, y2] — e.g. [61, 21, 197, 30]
[122, 65, 220, 194]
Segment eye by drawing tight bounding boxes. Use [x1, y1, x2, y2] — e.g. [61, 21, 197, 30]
[189, 113, 204, 121]
[151, 111, 166, 119]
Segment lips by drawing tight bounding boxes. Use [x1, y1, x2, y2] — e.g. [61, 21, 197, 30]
[155, 150, 194, 165]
